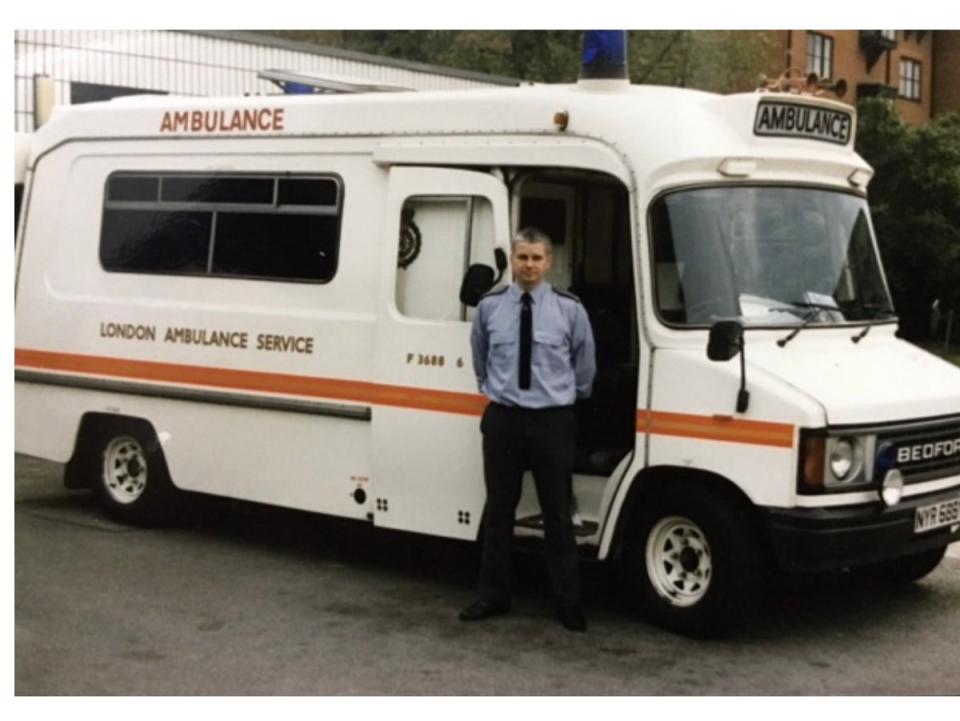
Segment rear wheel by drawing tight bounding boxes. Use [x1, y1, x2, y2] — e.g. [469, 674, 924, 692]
[624, 485, 768, 637]
[91, 421, 178, 525]
[102, 436, 150, 505]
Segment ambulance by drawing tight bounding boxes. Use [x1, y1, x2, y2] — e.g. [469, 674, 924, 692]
[15, 35, 960, 636]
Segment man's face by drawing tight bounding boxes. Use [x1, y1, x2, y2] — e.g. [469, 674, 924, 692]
[511, 240, 552, 291]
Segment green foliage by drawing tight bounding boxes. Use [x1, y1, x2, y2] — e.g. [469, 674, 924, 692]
[856, 98, 960, 340]
[631, 31, 772, 93]
[258, 30, 770, 92]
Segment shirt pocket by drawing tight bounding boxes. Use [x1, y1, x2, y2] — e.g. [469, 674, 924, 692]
[533, 330, 569, 375]
[489, 331, 515, 365]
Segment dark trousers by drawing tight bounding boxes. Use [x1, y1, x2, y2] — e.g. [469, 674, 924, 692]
[479, 402, 580, 608]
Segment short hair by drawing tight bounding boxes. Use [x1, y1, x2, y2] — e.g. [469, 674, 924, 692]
[512, 227, 553, 256]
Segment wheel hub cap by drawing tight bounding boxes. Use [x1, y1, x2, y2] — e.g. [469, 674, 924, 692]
[103, 436, 148, 505]
[679, 546, 701, 573]
[645, 516, 713, 607]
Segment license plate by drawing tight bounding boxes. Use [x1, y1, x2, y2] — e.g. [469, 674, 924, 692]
[914, 497, 960, 534]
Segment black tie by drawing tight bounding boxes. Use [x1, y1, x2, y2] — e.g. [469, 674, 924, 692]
[519, 292, 532, 390]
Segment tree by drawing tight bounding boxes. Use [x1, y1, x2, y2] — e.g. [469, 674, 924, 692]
[856, 98, 960, 340]
[257, 30, 771, 92]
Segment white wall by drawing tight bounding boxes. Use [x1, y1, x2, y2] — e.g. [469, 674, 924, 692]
[14, 30, 514, 132]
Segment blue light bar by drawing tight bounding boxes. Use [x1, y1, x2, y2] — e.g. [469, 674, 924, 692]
[282, 81, 315, 95]
[580, 31, 628, 80]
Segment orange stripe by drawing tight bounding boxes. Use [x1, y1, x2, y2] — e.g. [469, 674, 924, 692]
[16, 348, 794, 446]
[637, 409, 794, 449]
[15, 348, 489, 418]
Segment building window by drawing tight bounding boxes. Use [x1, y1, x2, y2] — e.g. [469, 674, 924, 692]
[899, 58, 922, 100]
[880, 30, 897, 41]
[100, 173, 342, 282]
[806, 32, 834, 80]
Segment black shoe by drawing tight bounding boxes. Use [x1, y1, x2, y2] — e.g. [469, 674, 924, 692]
[557, 605, 587, 632]
[459, 599, 511, 621]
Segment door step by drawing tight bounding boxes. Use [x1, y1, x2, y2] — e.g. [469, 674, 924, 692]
[516, 514, 598, 537]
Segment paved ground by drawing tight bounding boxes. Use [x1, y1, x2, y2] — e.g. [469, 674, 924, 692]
[14, 454, 960, 695]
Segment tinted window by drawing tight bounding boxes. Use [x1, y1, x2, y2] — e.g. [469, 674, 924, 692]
[101, 210, 211, 273]
[161, 176, 274, 204]
[108, 176, 159, 202]
[100, 172, 341, 283]
[278, 179, 338, 206]
[213, 213, 339, 281]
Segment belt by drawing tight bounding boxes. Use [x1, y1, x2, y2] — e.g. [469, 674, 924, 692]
[489, 401, 574, 413]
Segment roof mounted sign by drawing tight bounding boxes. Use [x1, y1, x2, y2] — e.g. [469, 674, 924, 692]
[754, 100, 853, 146]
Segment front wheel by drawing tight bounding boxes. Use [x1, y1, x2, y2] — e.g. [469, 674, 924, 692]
[624, 486, 768, 637]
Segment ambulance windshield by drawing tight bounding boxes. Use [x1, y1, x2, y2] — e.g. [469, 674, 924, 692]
[650, 186, 894, 327]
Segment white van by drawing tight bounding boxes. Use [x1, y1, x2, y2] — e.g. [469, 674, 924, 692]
[15, 64, 960, 636]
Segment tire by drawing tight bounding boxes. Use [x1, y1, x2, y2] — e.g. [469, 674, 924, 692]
[852, 546, 947, 586]
[623, 485, 767, 638]
[91, 421, 178, 525]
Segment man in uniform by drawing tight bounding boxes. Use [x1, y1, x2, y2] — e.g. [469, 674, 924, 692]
[460, 227, 596, 631]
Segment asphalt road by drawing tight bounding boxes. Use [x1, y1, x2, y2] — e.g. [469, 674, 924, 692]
[14, 453, 960, 695]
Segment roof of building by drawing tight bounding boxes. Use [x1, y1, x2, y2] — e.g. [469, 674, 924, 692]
[187, 30, 525, 88]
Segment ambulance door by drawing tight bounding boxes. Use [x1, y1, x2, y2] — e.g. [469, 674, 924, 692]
[371, 167, 510, 538]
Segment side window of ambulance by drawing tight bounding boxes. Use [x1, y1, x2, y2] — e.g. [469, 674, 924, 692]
[100, 173, 342, 283]
[395, 195, 495, 322]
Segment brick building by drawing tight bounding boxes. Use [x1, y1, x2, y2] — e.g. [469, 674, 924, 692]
[765, 30, 959, 124]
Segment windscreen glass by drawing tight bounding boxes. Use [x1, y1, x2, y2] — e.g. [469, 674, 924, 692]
[650, 187, 893, 327]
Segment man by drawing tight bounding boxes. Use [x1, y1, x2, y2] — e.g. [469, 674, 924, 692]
[460, 227, 596, 632]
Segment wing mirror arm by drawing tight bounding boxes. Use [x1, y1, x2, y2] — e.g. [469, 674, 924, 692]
[707, 320, 750, 414]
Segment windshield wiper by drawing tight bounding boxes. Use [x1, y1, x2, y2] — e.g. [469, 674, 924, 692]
[850, 305, 897, 343]
[776, 301, 842, 347]
[788, 301, 844, 313]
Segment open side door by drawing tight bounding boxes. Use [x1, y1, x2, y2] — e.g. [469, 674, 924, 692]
[370, 166, 510, 538]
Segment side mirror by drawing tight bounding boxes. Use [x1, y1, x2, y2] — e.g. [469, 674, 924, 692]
[708, 320, 749, 413]
[494, 247, 507, 273]
[707, 320, 744, 361]
[460, 264, 496, 307]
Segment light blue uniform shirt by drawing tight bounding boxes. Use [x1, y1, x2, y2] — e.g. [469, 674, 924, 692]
[471, 282, 597, 409]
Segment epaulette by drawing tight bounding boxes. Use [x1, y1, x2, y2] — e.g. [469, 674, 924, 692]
[481, 285, 509, 299]
[554, 288, 582, 304]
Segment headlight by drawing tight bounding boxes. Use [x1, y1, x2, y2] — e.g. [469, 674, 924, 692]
[799, 432, 876, 493]
[827, 437, 863, 483]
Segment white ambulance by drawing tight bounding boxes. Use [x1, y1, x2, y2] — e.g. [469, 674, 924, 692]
[15, 54, 960, 637]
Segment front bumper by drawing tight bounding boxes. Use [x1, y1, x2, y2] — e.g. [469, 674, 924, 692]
[763, 486, 960, 573]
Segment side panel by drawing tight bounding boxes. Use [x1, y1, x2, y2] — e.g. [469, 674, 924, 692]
[15, 137, 383, 517]
[15, 382, 373, 519]
[645, 348, 816, 508]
